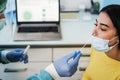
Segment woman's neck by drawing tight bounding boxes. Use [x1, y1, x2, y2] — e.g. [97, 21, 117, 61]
[106, 46, 120, 61]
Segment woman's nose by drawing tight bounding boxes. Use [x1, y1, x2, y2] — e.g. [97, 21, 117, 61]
[92, 27, 98, 36]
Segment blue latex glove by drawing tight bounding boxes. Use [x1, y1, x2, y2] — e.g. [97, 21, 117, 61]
[53, 51, 81, 77]
[6, 49, 28, 63]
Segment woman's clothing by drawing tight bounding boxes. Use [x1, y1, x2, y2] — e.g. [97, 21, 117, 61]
[82, 47, 120, 80]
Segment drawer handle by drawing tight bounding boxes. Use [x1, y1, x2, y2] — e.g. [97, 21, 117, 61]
[4, 68, 27, 72]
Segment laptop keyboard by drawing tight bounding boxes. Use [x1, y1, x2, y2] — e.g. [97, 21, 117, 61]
[18, 26, 58, 33]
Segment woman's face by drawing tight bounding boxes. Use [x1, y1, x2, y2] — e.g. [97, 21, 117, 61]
[92, 12, 118, 46]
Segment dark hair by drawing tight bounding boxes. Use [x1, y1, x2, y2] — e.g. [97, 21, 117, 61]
[100, 5, 120, 48]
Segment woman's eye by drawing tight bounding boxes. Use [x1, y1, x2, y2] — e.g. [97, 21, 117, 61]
[94, 23, 97, 26]
[100, 28, 107, 31]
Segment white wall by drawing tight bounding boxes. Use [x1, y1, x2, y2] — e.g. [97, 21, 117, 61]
[60, 0, 101, 11]
[60, 0, 92, 11]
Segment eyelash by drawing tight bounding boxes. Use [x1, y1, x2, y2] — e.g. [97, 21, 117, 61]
[94, 23, 97, 26]
[101, 28, 106, 31]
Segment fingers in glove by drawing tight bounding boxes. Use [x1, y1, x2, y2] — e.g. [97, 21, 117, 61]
[23, 54, 28, 63]
[65, 51, 79, 61]
[68, 51, 81, 65]
[14, 49, 24, 53]
[19, 54, 28, 63]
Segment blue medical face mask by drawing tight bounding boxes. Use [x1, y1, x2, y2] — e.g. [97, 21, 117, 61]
[91, 35, 118, 52]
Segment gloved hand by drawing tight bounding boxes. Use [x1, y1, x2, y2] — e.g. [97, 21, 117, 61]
[53, 51, 81, 77]
[1, 49, 28, 63]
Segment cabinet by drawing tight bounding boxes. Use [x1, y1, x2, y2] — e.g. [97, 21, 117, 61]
[0, 47, 90, 80]
[0, 63, 51, 80]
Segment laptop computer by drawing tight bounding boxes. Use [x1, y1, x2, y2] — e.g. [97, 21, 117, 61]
[14, 0, 61, 41]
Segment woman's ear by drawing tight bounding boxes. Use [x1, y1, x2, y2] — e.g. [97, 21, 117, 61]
[117, 40, 119, 43]
[116, 36, 119, 42]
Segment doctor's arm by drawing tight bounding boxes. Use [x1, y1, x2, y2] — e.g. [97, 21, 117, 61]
[27, 51, 81, 80]
[0, 49, 4, 63]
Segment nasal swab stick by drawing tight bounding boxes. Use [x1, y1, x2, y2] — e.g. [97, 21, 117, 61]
[23, 45, 30, 54]
[68, 36, 92, 63]
[67, 36, 92, 64]
[79, 36, 92, 51]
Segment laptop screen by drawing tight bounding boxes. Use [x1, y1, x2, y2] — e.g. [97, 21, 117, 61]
[16, 0, 60, 23]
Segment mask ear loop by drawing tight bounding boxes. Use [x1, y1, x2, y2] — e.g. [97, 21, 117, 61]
[109, 42, 119, 50]
[109, 37, 119, 50]
[110, 36, 118, 41]
[117, 40, 119, 43]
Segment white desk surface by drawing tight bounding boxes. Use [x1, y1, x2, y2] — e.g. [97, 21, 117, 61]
[0, 13, 98, 46]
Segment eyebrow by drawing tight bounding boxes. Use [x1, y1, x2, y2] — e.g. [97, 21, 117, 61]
[96, 19, 110, 28]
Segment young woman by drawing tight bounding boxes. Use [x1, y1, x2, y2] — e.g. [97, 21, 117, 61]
[82, 5, 120, 80]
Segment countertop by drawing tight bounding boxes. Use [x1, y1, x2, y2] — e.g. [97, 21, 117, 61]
[0, 12, 98, 47]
